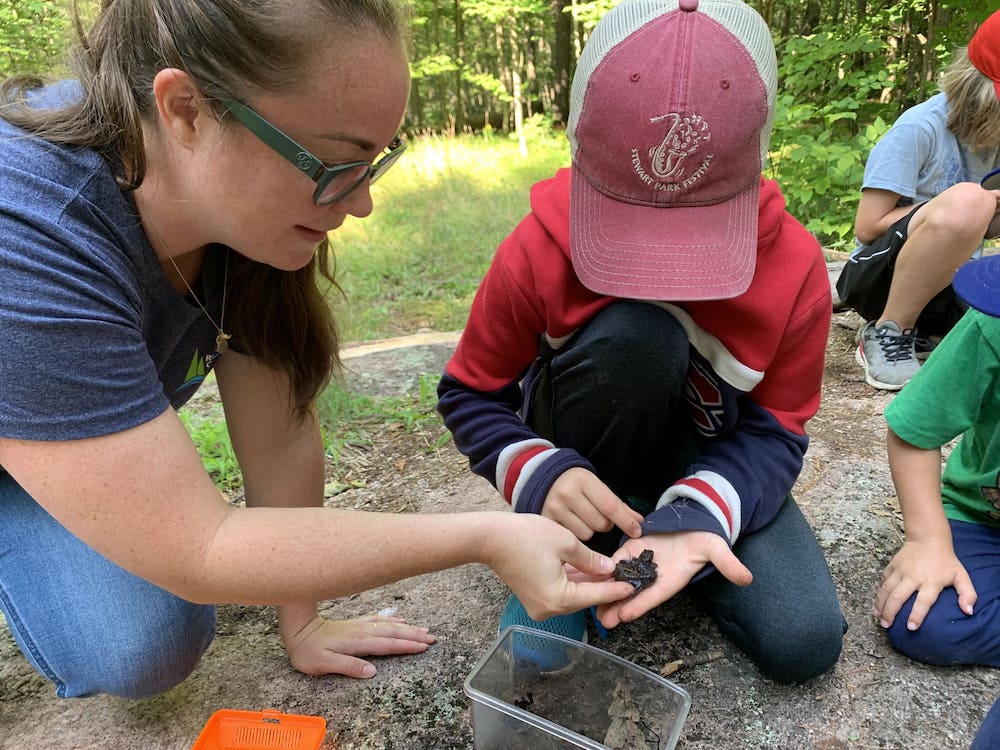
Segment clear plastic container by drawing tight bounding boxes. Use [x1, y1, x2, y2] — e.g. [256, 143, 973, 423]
[464, 626, 691, 750]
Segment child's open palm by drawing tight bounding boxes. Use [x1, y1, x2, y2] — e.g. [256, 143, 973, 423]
[595, 531, 752, 628]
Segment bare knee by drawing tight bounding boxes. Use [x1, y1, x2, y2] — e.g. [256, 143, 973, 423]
[912, 182, 998, 249]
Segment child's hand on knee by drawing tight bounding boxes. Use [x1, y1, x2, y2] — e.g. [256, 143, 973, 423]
[873, 539, 976, 631]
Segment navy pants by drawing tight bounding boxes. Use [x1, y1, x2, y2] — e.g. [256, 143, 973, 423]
[890, 521, 1000, 749]
[972, 698, 1000, 750]
[524, 301, 845, 683]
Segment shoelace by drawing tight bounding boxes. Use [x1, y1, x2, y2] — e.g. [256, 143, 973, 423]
[875, 325, 917, 362]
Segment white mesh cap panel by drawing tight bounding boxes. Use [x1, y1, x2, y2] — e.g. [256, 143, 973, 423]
[568, 0, 777, 163]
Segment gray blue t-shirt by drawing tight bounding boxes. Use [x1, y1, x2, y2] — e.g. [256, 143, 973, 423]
[854, 92, 1000, 256]
[862, 92, 1000, 202]
[0, 89, 226, 442]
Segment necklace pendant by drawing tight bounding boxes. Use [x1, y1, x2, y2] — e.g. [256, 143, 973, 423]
[216, 330, 231, 353]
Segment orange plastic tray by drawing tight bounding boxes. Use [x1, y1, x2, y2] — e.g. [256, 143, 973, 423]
[192, 709, 326, 750]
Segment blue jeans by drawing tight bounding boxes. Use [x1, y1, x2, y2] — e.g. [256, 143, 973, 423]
[887, 520, 1000, 666]
[0, 471, 216, 698]
[524, 301, 846, 683]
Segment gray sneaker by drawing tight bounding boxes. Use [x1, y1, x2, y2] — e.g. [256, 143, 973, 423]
[855, 320, 920, 390]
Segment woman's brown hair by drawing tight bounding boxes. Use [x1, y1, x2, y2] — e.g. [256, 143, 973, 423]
[0, 0, 411, 417]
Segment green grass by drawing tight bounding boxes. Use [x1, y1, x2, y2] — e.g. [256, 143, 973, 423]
[317, 372, 445, 474]
[178, 406, 243, 494]
[182, 130, 569, 490]
[330, 130, 570, 342]
[179, 372, 445, 494]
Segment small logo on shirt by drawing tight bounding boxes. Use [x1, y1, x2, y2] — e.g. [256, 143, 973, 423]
[980, 473, 1000, 522]
[685, 357, 724, 437]
[173, 349, 219, 398]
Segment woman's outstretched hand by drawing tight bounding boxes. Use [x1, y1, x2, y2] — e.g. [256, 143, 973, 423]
[283, 614, 437, 679]
[483, 512, 636, 621]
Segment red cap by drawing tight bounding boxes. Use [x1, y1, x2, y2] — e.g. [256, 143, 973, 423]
[567, 0, 776, 301]
[968, 10, 1000, 101]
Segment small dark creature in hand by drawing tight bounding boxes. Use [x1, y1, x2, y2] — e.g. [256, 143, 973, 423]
[613, 549, 658, 592]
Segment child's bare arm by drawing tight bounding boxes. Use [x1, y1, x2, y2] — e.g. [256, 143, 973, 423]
[854, 188, 911, 244]
[874, 428, 977, 631]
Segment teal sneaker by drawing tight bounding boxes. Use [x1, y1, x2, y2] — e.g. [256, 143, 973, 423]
[498, 594, 586, 672]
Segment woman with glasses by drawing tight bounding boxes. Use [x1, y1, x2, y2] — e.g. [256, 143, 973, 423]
[0, 0, 632, 699]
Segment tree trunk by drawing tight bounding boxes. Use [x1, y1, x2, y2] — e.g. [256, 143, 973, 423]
[510, 22, 527, 156]
[453, 0, 468, 133]
[551, 0, 572, 124]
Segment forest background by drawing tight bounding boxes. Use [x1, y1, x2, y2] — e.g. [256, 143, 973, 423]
[1, 0, 995, 248]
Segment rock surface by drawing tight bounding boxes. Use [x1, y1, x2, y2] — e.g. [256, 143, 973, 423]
[2, 306, 997, 750]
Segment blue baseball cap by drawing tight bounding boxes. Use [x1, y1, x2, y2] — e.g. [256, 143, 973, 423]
[954, 254, 1000, 317]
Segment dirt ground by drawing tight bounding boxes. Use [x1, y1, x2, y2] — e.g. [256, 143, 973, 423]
[2, 267, 999, 749]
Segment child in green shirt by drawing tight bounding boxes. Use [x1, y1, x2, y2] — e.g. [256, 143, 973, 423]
[873, 251, 1000, 747]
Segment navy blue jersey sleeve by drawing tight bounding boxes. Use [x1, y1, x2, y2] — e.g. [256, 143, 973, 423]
[437, 371, 594, 513]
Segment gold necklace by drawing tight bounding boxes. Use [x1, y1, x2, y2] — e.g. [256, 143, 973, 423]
[166, 250, 231, 354]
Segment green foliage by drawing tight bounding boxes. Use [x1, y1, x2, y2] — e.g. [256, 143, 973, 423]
[0, 0, 71, 77]
[768, 31, 892, 248]
[511, 112, 560, 143]
[463, 71, 512, 103]
[859, 0, 988, 65]
[569, 0, 617, 31]
[410, 53, 459, 79]
[461, 0, 549, 25]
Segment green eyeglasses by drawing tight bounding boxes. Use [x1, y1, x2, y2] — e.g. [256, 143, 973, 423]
[221, 98, 406, 206]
